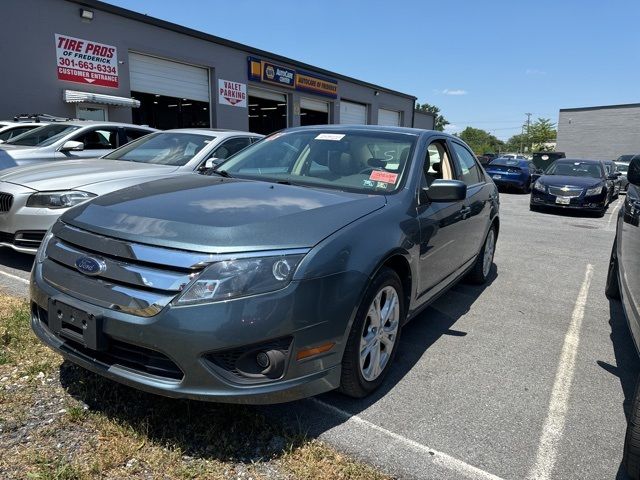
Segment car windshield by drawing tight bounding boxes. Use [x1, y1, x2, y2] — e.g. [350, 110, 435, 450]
[615, 161, 629, 173]
[103, 132, 214, 166]
[6, 124, 80, 147]
[217, 130, 417, 194]
[489, 158, 520, 166]
[546, 161, 603, 178]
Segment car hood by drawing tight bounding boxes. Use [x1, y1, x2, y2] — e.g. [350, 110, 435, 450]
[0, 159, 179, 191]
[62, 175, 387, 253]
[538, 175, 603, 188]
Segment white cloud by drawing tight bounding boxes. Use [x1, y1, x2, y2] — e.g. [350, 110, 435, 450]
[525, 68, 546, 75]
[442, 89, 468, 96]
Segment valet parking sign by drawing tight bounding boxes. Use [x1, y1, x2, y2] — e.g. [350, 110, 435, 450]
[218, 79, 247, 107]
[55, 34, 119, 88]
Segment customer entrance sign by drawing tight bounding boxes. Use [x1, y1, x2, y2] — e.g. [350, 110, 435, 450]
[55, 34, 119, 88]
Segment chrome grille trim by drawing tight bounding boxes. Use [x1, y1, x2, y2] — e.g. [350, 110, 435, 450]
[47, 238, 196, 292]
[0, 193, 14, 213]
[548, 186, 583, 198]
[42, 260, 173, 317]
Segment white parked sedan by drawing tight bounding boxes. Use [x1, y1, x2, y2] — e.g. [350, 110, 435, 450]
[0, 129, 262, 253]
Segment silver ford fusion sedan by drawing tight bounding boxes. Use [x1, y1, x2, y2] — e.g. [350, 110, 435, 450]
[31, 125, 499, 404]
[0, 129, 261, 253]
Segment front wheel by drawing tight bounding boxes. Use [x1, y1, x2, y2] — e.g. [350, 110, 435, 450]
[339, 268, 404, 398]
[466, 225, 496, 284]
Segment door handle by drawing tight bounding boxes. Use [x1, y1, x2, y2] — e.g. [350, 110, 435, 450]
[460, 206, 471, 219]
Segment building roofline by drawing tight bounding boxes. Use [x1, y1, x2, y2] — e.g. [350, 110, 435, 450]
[71, 0, 417, 101]
[560, 102, 640, 113]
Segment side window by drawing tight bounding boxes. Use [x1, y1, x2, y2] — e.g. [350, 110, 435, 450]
[452, 142, 483, 185]
[73, 128, 119, 150]
[211, 137, 252, 160]
[0, 127, 33, 142]
[423, 140, 455, 187]
[125, 128, 151, 144]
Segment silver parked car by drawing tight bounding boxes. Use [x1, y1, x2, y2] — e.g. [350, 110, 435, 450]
[0, 129, 262, 253]
[0, 121, 156, 167]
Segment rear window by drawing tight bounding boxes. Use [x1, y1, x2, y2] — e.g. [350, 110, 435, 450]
[489, 158, 520, 166]
[6, 124, 80, 147]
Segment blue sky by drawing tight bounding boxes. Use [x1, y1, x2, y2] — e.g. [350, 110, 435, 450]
[109, 0, 639, 140]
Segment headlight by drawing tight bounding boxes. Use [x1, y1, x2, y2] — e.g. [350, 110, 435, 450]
[585, 185, 603, 196]
[533, 180, 546, 192]
[175, 252, 307, 305]
[35, 229, 54, 264]
[26, 191, 96, 209]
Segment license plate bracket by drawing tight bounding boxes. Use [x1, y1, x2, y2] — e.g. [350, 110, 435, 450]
[492, 174, 502, 179]
[48, 299, 107, 351]
[556, 196, 571, 205]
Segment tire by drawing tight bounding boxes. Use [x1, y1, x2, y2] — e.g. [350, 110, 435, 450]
[339, 268, 404, 398]
[624, 375, 640, 479]
[605, 239, 621, 299]
[466, 225, 496, 285]
[522, 179, 531, 194]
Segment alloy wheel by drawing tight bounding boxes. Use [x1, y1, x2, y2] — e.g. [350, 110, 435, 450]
[482, 229, 496, 278]
[359, 286, 400, 382]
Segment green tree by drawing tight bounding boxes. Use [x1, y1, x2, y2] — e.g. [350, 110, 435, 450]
[528, 118, 557, 150]
[504, 133, 527, 153]
[458, 127, 504, 154]
[416, 102, 449, 131]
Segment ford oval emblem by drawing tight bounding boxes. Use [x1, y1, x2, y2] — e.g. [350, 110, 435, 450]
[75, 256, 106, 276]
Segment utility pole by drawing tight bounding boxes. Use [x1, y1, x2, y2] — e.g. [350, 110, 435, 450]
[525, 112, 532, 153]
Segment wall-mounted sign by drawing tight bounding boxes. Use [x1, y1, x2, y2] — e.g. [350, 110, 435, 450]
[248, 57, 338, 98]
[55, 34, 118, 88]
[218, 79, 247, 107]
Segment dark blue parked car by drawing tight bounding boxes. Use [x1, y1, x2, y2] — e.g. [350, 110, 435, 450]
[485, 157, 540, 193]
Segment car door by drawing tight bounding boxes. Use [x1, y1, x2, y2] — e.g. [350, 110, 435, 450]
[620, 167, 640, 342]
[449, 140, 492, 263]
[57, 126, 120, 160]
[416, 138, 469, 299]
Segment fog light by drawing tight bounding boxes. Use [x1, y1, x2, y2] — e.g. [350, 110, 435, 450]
[256, 351, 270, 369]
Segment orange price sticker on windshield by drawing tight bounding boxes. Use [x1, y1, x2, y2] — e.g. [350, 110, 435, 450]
[369, 171, 398, 184]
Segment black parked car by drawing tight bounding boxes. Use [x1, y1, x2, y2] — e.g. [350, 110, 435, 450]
[605, 156, 640, 478]
[530, 159, 615, 216]
[603, 159, 623, 199]
[616, 155, 639, 194]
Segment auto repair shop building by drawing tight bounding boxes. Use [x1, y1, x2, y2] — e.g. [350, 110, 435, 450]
[556, 103, 640, 160]
[0, 0, 422, 135]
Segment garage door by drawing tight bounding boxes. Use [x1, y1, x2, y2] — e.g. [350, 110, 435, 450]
[378, 108, 401, 126]
[129, 53, 209, 102]
[339, 100, 367, 124]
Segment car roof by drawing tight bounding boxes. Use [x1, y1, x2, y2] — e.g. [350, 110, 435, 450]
[280, 124, 457, 138]
[160, 128, 263, 137]
[52, 120, 158, 129]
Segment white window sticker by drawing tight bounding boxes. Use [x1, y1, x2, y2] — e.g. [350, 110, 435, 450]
[315, 133, 345, 141]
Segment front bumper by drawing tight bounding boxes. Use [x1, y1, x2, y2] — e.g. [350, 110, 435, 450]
[530, 189, 607, 211]
[0, 183, 63, 254]
[30, 262, 365, 404]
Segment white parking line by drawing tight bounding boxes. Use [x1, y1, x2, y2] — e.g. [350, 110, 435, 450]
[0, 269, 29, 285]
[527, 264, 594, 480]
[310, 398, 505, 480]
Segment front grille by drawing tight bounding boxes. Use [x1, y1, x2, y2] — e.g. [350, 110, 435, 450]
[41, 223, 214, 317]
[35, 304, 183, 380]
[0, 193, 13, 213]
[549, 186, 583, 197]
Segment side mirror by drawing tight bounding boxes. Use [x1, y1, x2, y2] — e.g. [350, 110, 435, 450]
[60, 140, 84, 152]
[200, 157, 222, 170]
[422, 179, 467, 202]
[628, 157, 640, 186]
[607, 173, 618, 181]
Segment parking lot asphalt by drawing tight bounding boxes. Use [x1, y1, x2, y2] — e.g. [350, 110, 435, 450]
[0, 193, 634, 480]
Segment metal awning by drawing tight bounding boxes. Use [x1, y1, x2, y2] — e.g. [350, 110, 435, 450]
[63, 90, 140, 108]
